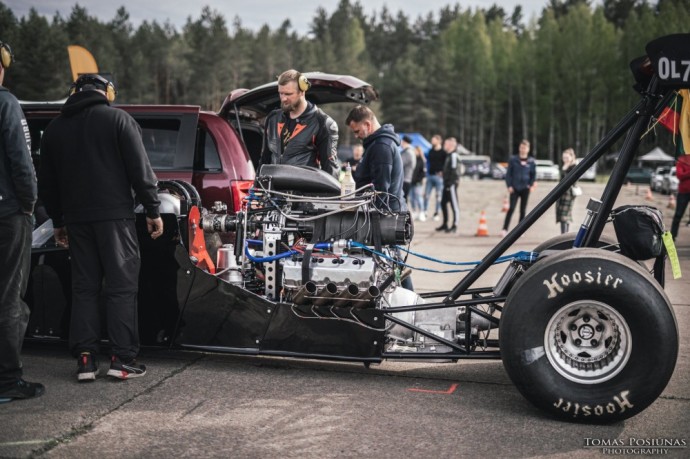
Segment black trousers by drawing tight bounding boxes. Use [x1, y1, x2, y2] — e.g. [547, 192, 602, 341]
[440, 182, 459, 228]
[402, 182, 411, 200]
[0, 213, 32, 386]
[503, 188, 531, 231]
[68, 219, 141, 360]
[671, 192, 690, 239]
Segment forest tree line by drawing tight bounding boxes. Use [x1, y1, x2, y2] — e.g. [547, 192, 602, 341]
[1, 0, 688, 163]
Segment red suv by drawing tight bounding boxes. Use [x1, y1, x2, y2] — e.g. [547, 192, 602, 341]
[23, 103, 256, 214]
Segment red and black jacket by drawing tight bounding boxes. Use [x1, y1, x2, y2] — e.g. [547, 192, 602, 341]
[259, 102, 339, 178]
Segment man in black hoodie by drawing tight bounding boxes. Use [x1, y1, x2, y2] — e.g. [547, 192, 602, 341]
[39, 74, 163, 382]
[0, 39, 44, 403]
[345, 105, 406, 212]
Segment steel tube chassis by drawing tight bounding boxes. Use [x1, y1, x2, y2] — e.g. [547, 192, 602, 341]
[161, 67, 678, 363]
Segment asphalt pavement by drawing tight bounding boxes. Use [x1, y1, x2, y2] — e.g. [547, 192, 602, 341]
[2, 179, 689, 458]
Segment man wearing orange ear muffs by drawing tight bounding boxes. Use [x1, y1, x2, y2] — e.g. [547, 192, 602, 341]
[259, 69, 340, 178]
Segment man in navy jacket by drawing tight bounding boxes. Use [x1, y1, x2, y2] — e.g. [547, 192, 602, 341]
[502, 139, 536, 236]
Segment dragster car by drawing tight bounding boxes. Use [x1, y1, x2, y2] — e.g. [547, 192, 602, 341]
[26, 34, 688, 423]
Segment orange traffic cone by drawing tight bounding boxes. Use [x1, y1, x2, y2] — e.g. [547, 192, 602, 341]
[501, 195, 509, 212]
[475, 211, 489, 237]
[645, 187, 653, 201]
[668, 193, 676, 209]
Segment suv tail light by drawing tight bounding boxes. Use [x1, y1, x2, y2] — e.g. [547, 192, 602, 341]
[230, 180, 254, 213]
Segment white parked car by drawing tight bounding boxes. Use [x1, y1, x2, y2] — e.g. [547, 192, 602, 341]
[535, 159, 560, 181]
[661, 166, 678, 195]
[574, 158, 597, 181]
[650, 166, 671, 192]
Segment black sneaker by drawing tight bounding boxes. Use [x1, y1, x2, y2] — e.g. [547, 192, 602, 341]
[107, 356, 146, 380]
[0, 379, 45, 402]
[77, 352, 99, 382]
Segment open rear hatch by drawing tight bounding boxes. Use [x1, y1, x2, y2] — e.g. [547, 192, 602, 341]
[218, 73, 378, 169]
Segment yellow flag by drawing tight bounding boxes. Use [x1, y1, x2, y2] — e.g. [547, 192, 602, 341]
[67, 45, 98, 82]
[679, 89, 690, 155]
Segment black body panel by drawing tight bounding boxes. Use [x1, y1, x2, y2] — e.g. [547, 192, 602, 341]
[174, 247, 385, 358]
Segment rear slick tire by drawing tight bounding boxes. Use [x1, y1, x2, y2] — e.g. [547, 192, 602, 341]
[533, 233, 617, 253]
[500, 248, 678, 423]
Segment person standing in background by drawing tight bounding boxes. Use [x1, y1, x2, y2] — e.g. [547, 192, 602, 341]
[501, 139, 536, 237]
[555, 148, 577, 234]
[671, 154, 690, 240]
[0, 39, 45, 403]
[423, 134, 445, 222]
[400, 135, 416, 202]
[409, 146, 427, 221]
[349, 144, 364, 172]
[436, 137, 461, 233]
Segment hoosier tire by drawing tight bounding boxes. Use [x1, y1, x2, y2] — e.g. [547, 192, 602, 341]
[500, 248, 678, 422]
[533, 233, 618, 253]
[533, 233, 662, 287]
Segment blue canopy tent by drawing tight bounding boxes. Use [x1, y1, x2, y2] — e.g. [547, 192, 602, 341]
[397, 132, 431, 152]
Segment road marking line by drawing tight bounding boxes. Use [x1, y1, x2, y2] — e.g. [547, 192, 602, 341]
[0, 439, 52, 447]
[407, 383, 458, 394]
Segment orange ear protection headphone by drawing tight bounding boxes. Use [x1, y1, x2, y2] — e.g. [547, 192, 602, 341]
[70, 74, 117, 102]
[0, 41, 14, 69]
[298, 73, 311, 92]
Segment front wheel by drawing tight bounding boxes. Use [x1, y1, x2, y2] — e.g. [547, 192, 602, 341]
[500, 248, 678, 422]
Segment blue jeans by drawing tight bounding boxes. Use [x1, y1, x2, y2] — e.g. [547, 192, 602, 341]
[0, 213, 32, 386]
[409, 182, 425, 213]
[424, 174, 443, 215]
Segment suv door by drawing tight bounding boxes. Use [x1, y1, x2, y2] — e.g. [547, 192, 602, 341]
[192, 112, 255, 211]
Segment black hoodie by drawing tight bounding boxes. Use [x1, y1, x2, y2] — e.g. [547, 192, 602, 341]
[354, 124, 406, 212]
[38, 91, 159, 227]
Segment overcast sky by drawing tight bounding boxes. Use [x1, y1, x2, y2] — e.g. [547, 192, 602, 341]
[6, 1, 553, 35]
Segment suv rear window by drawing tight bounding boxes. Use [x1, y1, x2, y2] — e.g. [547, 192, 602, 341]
[194, 127, 222, 172]
[139, 118, 182, 169]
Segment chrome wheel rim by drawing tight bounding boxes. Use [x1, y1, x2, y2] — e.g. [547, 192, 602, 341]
[544, 300, 631, 384]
